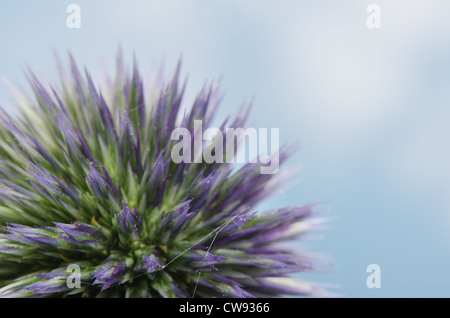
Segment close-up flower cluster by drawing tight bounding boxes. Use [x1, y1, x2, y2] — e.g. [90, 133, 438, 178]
[0, 54, 323, 298]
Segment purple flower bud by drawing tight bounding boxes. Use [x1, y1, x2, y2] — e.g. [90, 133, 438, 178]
[0, 52, 330, 298]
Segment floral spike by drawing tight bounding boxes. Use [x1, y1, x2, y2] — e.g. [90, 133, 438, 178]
[0, 52, 329, 297]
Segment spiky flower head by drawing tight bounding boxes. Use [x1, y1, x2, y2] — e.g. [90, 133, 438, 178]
[0, 53, 326, 298]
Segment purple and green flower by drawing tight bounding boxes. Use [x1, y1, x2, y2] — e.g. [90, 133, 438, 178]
[0, 53, 328, 297]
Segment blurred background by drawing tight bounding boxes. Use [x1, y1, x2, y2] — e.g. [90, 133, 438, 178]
[1, 0, 450, 297]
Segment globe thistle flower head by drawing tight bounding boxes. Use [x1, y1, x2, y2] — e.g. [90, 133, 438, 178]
[0, 53, 327, 297]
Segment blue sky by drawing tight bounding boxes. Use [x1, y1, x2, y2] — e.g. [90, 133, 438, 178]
[1, 0, 450, 297]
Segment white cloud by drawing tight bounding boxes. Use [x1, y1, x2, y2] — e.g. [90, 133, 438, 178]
[276, 0, 450, 146]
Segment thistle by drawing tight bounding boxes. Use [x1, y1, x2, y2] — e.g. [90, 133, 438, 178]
[0, 53, 326, 298]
